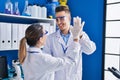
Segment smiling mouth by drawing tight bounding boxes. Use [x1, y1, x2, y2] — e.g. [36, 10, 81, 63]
[59, 23, 64, 27]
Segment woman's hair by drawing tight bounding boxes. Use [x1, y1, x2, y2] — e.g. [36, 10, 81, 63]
[18, 23, 43, 64]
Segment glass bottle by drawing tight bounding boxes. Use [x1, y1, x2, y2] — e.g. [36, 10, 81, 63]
[5, 0, 13, 14]
[22, 0, 30, 16]
[13, 2, 20, 15]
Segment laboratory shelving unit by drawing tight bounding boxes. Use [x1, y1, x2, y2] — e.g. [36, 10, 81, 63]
[0, 13, 56, 51]
[0, 13, 55, 25]
[103, 0, 120, 80]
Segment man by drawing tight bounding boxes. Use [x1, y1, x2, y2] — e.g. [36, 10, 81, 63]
[43, 5, 96, 80]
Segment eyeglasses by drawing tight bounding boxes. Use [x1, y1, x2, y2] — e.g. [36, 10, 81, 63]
[56, 16, 66, 22]
[39, 30, 48, 38]
[44, 30, 48, 35]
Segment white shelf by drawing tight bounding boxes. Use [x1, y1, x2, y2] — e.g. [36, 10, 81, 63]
[0, 48, 18, 51]
[0, 13, 55, 26]
[0, 13, 56, 51]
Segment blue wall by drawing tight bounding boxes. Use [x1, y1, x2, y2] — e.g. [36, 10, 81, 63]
[68, 0, 105, 80]
[0, 0, 105, 80]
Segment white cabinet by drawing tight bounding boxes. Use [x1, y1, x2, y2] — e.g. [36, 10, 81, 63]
[104, 1, 120, 80]
[0, 13, 56, 51]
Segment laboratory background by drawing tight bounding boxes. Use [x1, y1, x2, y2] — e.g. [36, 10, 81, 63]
[0, 0, 120, 80]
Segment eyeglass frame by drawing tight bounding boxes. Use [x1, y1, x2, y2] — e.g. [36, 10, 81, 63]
[39, 30, 48, 38]
[55, 16, 66, 22]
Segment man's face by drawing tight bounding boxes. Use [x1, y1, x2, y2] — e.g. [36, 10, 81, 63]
[55, 11, 71, 31]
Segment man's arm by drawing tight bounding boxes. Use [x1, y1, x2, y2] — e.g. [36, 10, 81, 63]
[79, 32, 96, 54]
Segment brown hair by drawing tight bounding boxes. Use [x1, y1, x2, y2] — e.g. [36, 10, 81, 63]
[18, 23, 43, 64]
[55, 5, 70, 14]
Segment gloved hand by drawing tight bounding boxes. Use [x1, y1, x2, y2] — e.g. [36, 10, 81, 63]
[70, 16, 85, 39]
[76, 16, 85, 38]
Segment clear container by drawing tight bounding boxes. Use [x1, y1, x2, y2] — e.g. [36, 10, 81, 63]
[5, 0, 13, 14]
[13, 2, 20, 15]
[22, 0, 31, 16]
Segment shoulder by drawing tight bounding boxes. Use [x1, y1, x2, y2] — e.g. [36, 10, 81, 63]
[47, 30, 59, 39]
[48, 32, 57, 37]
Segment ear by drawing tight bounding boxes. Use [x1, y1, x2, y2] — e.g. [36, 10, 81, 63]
[66, 12, 71, 21]
[39, 37, 43, 43]
[69, 14, 71, 21]
[40, 36, 45, 42]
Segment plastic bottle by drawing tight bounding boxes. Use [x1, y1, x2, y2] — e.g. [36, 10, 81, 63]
[31, 4, 38, 17]
[37, 4, 41, 18]
[5, 0, 13, 14]
[27, 4, 32, 16]
[41, 6, 47, 18]
[46, 0, 59, 18]
[13, 2, 20, 15]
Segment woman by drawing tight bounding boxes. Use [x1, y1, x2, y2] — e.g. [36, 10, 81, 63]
[18, 23, 81, 80]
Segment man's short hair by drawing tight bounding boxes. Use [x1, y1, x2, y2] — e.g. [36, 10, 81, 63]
[55, 5, 70, 13]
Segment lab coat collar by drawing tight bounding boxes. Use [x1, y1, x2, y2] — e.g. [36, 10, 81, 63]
[56, 30, 73, 47]
[56, 30, 66, 46]
[27, 47, 42, 53]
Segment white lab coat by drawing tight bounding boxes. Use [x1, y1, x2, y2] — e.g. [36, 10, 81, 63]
[43, 30, 96, 80]
[22, 41, 80, 80]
